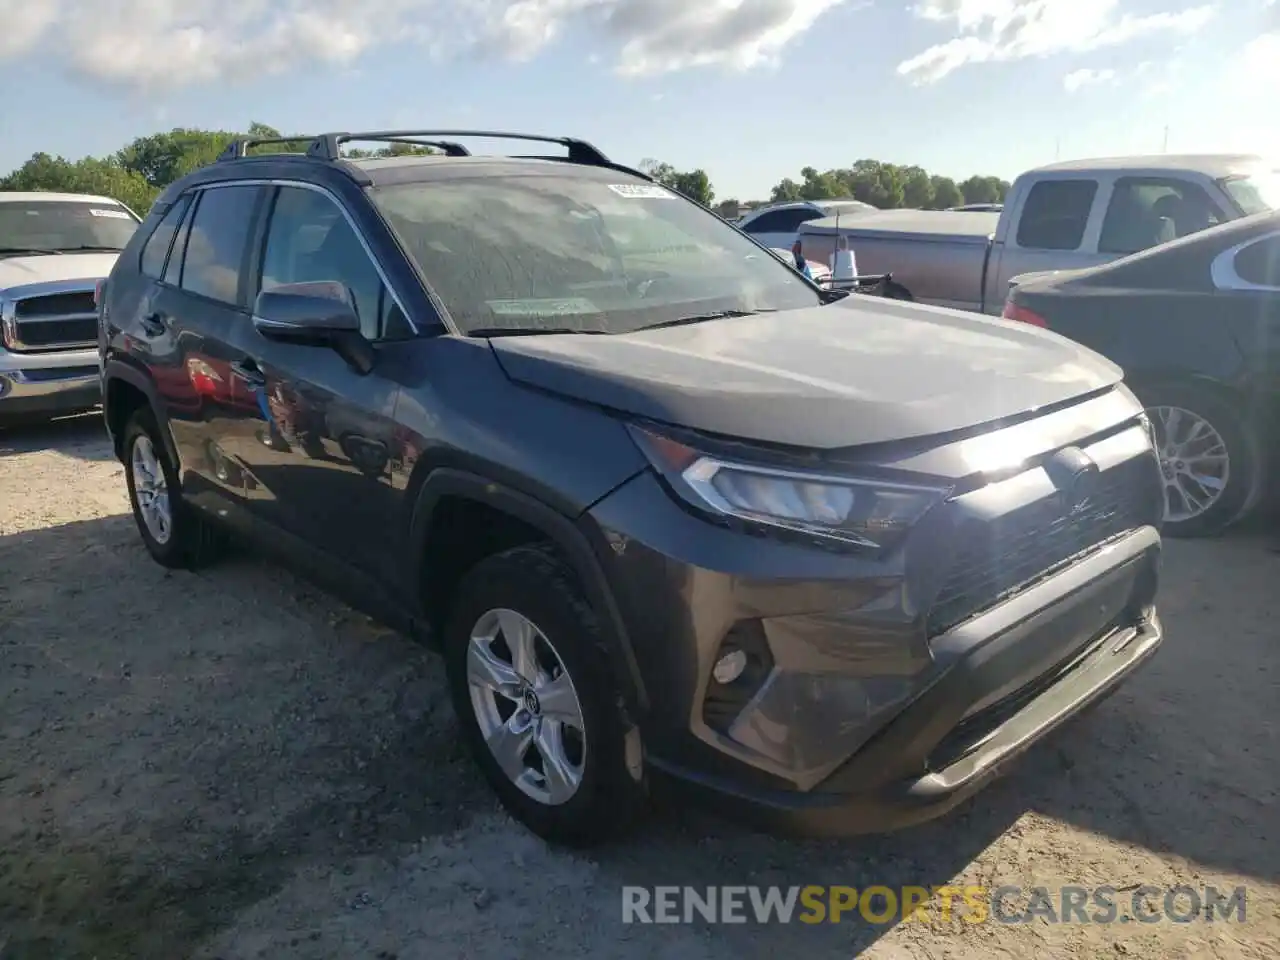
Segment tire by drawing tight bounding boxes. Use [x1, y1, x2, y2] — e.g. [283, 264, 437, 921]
[1133, 381, 1260, 539]
[443, 543, 645, 846]
[122, 408, 225, 568]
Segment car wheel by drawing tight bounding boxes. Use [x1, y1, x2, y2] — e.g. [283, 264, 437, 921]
[123, 408, 225, 568]
[443, 543, 645, 846]
[1134, 382, 1260, 539]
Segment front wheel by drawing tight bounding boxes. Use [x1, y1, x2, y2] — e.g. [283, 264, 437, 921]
[1136, 382, 1260, 538]
[443, 544, 645, 846]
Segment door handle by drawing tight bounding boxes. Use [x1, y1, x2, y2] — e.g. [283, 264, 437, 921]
[139, 313, 166, 337]
[229, 358, 266, 387]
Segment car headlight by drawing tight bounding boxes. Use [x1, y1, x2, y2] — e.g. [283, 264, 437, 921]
[629, 425, 949, 551]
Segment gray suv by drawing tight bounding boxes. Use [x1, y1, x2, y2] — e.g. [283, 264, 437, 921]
[99, 130, 1165, 845]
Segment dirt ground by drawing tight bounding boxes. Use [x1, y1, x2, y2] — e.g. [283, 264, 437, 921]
[1, 415, 1276, 960]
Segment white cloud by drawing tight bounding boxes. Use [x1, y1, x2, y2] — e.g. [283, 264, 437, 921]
[0, 0, 853, 89]
[898, 0, 1217, 84]
[1062, 66, 1116, 91]
[1233, 31, 1280, 95]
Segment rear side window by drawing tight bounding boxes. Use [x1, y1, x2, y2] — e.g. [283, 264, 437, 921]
[1099, 177, 1224, 254]
[139, 195, 191, 278]
[177, 185, 260, 306]
[1016, 180, 1098, 251]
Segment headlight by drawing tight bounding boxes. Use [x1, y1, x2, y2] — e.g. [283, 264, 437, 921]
[629, 425, 949, 551]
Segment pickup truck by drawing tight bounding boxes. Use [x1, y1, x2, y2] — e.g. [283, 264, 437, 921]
[795, 154, 1278, 314]
[1, 191, 141, 423]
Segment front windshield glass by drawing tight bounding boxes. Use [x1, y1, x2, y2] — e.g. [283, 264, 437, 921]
[0, 200, 139, 254]
[1221, 171, 1280, 215]
[370, 174, 821, 335]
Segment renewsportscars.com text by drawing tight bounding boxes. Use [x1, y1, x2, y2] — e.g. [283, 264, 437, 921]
[621, 885, 1248, 926]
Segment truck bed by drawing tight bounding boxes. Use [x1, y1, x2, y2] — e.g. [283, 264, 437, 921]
[799, 209, 1000, 244]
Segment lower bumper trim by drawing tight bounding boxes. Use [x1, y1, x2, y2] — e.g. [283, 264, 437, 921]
[650, 612, 1161, 837]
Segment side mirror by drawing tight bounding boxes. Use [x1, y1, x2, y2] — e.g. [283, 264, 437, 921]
[252, 281, 376, 375]
[252, 281, 361, 343]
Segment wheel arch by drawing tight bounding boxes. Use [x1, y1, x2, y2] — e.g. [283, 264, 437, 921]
[409, 467, 649, 719]
[103, 358, 180, 469]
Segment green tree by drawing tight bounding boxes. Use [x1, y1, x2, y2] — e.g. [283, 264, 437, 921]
[639, 159, 715, 206]
[0, 152, 159, 215]
[770, 178, 804, 202]
[958, 175, 1008, 205]
[900, 165, 934, 209]
[928, 175, 965, 209]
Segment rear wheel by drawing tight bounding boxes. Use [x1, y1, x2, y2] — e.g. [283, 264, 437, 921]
[443, 544, 645, 846]
[123, 409, 225, 568]
[1134, 382, 1260, 538]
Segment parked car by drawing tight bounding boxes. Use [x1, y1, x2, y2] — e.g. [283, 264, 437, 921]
[0, 192, 140, 424]
[798, 155, 1278, 314]
[1002, 210, 1280, 539]
[737, 198, 876, 250]
[101, 128, 1164, 846]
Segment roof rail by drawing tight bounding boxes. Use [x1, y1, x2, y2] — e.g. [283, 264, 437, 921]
[305, 130, 613, 167]
[216, 135, 316, 162]
[339, 136, 472, 158]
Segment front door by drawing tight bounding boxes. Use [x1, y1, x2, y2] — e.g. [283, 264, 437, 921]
[227, 183, 408, 585]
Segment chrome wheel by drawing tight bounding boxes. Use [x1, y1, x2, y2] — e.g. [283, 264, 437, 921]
[1150, 405, 1230, 524]
[130, 435, 172, 545]
[466, 608, 586, 806]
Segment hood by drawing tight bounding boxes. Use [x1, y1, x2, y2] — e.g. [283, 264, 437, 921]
[490, 297, 1123, 450]
[0, 253, 121, 292]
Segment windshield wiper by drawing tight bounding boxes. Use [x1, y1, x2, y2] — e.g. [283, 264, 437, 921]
[634, 309, 772, 332]
[55, 245, 125, 253]
[0, 247, 63, 257]
[467, 327, 611, 338]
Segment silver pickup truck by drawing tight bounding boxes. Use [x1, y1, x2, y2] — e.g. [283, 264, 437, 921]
[796, 154, 1278, 314]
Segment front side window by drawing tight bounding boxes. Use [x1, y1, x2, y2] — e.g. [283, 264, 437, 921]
[178, 185, 260, 306]
[0, 200, 139, 257]
[1016, 180, 1098, 251]
[259, 186, 396, 339]
[371, 175, 820, 335]
[1099, 177, 1224, 254]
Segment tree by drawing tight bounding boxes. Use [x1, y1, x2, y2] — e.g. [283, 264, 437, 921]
[638, 159, 715, 206]
[0, 152, 158, 215]
[900, 165, 934, 209]
[958, 175, 1009, 205]
[928, 175, 964, 209]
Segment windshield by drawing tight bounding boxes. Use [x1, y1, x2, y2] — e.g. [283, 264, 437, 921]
[0, 200, 139, 255]
[370, 175, 821, 335]
[1221, 172, 1280, 216]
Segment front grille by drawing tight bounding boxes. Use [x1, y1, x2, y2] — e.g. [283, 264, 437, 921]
[4, 290, 98, 352]
[926, 462, 1149, 637]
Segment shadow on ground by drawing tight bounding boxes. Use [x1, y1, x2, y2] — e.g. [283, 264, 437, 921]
[0, 411, 114, 461]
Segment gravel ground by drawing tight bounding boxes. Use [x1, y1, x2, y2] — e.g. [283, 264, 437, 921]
[1, 415, 1277, 960]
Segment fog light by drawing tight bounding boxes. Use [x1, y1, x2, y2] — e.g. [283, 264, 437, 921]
[712, 649, 748, 685]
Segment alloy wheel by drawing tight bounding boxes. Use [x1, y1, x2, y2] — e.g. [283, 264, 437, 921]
[1149, 404, 1230, 523]
[131, 435, 173, 545]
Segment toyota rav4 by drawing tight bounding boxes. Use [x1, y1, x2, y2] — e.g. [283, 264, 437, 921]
[99, 130, 1165, 845]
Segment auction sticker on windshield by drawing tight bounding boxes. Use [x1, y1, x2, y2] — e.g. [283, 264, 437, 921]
[487, 297, 601, 317]
[608, 184, 676, 199]
[89, 209, 134, 219]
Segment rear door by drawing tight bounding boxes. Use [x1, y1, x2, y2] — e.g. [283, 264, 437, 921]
[132, 183, 267, 511]
[227, 182, 410, 583]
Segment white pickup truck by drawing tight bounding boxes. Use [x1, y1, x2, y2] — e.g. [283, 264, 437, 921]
[0, 192, 141, 423]
[796, 154, 1278, 314]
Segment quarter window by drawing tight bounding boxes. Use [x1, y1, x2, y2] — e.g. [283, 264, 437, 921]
[178, 186, 261, 306]
[1233, 235, 1280, 287]
[1016, 180, 1098, 251]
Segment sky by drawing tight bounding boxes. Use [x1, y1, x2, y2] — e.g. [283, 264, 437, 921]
[0, 0, 1277, 200]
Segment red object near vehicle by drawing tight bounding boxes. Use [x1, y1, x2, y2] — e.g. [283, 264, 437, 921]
[1002, 300, 1048, 328]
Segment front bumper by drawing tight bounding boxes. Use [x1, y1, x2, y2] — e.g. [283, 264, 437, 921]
[0, 347, 100, 419]
[583, 441, 1162, 835]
